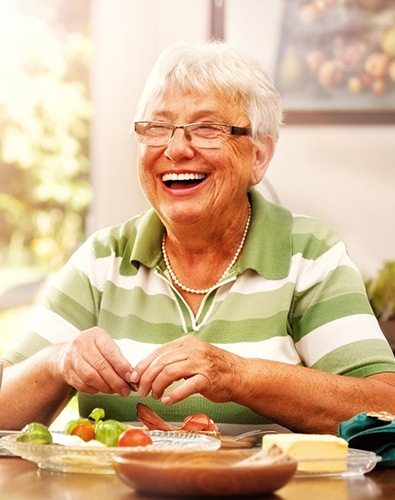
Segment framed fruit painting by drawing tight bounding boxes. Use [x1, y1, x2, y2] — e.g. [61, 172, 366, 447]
[211, 0, 395, 124]
[274, 0, 395, 124]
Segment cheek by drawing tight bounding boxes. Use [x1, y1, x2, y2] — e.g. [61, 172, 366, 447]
[221, 143, 256, 178]
[136, 155, 146, 183]
[205, 143, 243, 168]
[137, 152, 156, 196]
[137, 148, 157, 177]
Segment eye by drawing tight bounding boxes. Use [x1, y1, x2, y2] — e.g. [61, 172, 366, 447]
[145, 123, 171, 136]
[192, 124, 227, 138]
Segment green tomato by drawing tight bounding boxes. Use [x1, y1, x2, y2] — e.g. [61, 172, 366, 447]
[95, 419, 127, 447]
[17, 422, 53, 444]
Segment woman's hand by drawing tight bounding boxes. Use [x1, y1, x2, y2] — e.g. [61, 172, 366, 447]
[131, 334, 246, 405]
[56, 327, 134, 397]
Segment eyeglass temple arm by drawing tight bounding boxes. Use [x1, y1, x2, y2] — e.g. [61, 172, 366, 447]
[230, 126, 250, 136]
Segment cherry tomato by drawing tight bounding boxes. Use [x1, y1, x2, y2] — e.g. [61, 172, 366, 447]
[118, 428, 153, 447]
[70, 422, 96, 442]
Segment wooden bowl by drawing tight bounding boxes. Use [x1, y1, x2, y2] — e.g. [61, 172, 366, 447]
[112, 449, 297, 497]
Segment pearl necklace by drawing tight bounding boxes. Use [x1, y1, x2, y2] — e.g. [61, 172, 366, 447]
[162, 203, 251, 295]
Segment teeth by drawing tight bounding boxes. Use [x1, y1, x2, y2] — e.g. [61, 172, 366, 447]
[162, 173, 206, 182]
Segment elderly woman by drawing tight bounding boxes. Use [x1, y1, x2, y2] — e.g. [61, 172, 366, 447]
[1, 40, 395, 434]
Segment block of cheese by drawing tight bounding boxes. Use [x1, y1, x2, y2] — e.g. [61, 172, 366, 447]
[262, 433, 348, 473]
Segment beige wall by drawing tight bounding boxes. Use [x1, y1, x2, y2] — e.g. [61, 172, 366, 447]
[89, 0, 211, 231]
[90, 0, 395, 277]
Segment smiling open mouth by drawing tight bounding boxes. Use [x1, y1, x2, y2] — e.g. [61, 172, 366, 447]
[162, 172, 207, 188]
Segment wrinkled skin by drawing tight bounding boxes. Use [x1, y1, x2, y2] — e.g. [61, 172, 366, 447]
[133, 335, 244, 405]
[0, 328, 135, 429]
[56, 327, 134, 396]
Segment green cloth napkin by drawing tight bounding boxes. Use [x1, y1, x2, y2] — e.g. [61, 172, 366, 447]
[338, 412, 395, 466]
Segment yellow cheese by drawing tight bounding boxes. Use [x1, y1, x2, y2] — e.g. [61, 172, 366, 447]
[262, 433, 348, 473]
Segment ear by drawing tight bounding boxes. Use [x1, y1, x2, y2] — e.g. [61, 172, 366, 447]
[250, 136, 275, 186]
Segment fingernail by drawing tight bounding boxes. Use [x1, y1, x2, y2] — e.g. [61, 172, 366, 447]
[138, 386, 147, 397]
[162, 395, 171, 405]
[121, 388, 131, 397]
[125, 381, 138, 392]
[130, 370, 139, 382]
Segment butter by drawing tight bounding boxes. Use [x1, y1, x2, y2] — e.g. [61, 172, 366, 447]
[262, 433, 348, 473]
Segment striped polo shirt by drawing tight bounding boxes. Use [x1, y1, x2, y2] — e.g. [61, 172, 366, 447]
[4, 189, 395, 424]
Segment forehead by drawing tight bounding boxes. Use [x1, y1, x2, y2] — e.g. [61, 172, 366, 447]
[144, 85, 247, 122]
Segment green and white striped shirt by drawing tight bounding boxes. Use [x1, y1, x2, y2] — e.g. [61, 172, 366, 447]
[4, 190, 395, 423]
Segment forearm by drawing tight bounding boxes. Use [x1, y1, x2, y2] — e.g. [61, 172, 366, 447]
[233, 358, 395, 434]
[0, 346, 73, 429]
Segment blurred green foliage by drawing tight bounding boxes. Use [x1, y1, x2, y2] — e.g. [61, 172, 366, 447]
[365, 261, 395, 322]
[0, 0, 92, 272]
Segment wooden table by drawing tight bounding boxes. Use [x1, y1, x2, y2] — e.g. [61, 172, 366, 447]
[1, 456, 395, 500]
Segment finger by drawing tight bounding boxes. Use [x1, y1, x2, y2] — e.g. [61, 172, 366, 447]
[76, 349, 125, 393]
[137, 350, 189, 397]
[132, 339, 185, 383]
[129, 351, 160, 387]
[79, 332, 135, 395]
[59, 329, 133, 396]
[161, 374, 208, 405]
[148, 358, 195, 399]
[82, 351, 132, 396]
[63, 355, 112, 394]
[94, 333, 135, 380]
[67, 341, 131, 396]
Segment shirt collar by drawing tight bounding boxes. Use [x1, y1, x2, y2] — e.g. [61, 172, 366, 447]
[130, 189, 293, 280]
[129, 209, 164, 271]
[238, 189, 292, 279]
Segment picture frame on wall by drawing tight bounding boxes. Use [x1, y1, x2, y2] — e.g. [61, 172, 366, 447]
[211, 0, 395, 124]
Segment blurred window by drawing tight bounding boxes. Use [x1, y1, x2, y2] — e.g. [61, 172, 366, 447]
[0, 0, 92, 351]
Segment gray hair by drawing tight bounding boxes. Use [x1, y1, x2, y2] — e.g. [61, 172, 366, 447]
[134, 39, 283, 143]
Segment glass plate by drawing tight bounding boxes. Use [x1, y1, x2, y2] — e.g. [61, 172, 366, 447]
[295, 448, 382, 477]
[0, 430, 221, 474]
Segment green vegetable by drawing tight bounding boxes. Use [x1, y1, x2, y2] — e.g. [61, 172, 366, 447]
[64, 418, 91, 436]
[64, 408, 104, 435]
[63, 407, 130, 447]
[95, 419, 128, 447]
[16, 407, 131, 448]
[89, 407, 105, 423]
[17, 422, 53, 444]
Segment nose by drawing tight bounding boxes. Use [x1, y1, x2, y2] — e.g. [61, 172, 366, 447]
[164, 127, 195, 161]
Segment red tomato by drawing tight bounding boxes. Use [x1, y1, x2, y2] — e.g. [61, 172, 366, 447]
[118, 428, 153, 447]
[70, 423, 96, 442]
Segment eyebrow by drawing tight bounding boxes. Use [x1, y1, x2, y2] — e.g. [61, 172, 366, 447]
[150, 107, 229, 122]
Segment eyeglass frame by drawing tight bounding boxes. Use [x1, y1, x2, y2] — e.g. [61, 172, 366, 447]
[133, 121, 251, 149]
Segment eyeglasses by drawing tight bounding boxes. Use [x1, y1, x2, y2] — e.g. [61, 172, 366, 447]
[133, 121, 251, 149]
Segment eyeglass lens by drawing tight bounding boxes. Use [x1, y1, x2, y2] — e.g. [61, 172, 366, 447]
[135, 123, 229, 149]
